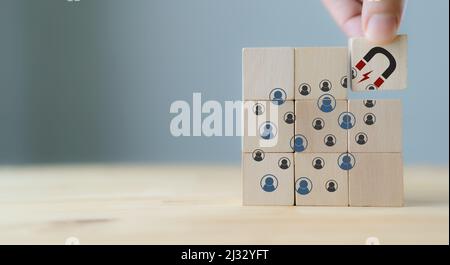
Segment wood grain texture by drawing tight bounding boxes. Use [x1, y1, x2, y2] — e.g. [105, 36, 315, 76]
[243, 48, 294, 101]
[295, 100, 348, 153]
[350, 35, 407, 91]
[349, 153, 404, 207]
[242, 100, 294, 153]
[242, 153, 294, 206]
[295, 153, 348, 206]
[295, 47, 348, 100]
[0, 165, 447, 244]
[348, 99, 402, 153]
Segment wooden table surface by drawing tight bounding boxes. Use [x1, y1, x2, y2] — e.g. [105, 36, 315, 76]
[0, 165, 448, 245]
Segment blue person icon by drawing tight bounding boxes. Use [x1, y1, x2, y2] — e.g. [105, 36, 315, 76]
[261, 175, 278, 192]
[339, 153, 355, 170]
[320, 96, 334, 113]
[339, 113, 355, 129]
[296, 177, 312, 195]
[291, 135, 307, 152]
[317, 94, 336, 113]
[270, 88, 286, 105]
[294, 137, 304, 152]
[260, 122, 275, 140]
[273, 90, 282, 100]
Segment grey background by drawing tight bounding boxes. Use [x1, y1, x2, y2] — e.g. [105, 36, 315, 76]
[0, 0, 448, 165]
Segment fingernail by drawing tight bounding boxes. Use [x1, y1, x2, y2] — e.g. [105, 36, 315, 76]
[366, 14, 398, 44]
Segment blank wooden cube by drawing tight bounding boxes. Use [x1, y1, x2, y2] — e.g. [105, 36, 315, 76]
[349, 153, 404, 207]
[295, 47, 348, 100]
[242, 100, 294, 153]
[242, 152, 294, 205]
[348, 99, 402, 153]
[294, 99, 348, 153]
[295, 153, 348, 206]
[350, 35, 407, 91]
[243, 48, 294, 101]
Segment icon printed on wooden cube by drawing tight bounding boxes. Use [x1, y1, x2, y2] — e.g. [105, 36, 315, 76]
[242, 152, 294, 205]
[337, 152, 356, 170]
[349, 153, 404, 207]
[295, 98, 348, 153]
[242, 100, 294, 153]
[290, 134, 308, 153]
[243, 48, 294, 101]
[349, 35, 407, 91]
[295, 153, 348, 206]
[295, 47, 348, 100]
[348, 99, 402, 153]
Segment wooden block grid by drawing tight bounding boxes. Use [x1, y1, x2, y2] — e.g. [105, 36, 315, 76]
[242, 43, 406, 206]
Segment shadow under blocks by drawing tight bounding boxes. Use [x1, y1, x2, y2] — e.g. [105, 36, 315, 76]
[242, 35, 407, 207]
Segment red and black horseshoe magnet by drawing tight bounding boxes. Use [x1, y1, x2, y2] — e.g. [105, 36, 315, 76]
[355, 47, 396, 88]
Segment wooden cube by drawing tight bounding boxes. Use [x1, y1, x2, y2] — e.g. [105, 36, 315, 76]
[295, 47, 348, 100]
[242, 152, 294, 205]
[295, 153, 348, 206]
[350, 35, 407, 91]
[294, 99, 348, 153]
[348, 99, 402, 153]
[349, 153, 404, 207]
[243, 48, 294, 101]
[242, 100, 294, 153]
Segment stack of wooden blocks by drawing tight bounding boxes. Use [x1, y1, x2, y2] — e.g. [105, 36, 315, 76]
[242, 35, 407, 207]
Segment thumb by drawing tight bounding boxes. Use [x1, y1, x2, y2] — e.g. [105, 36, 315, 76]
[361, 0, 405, 44]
